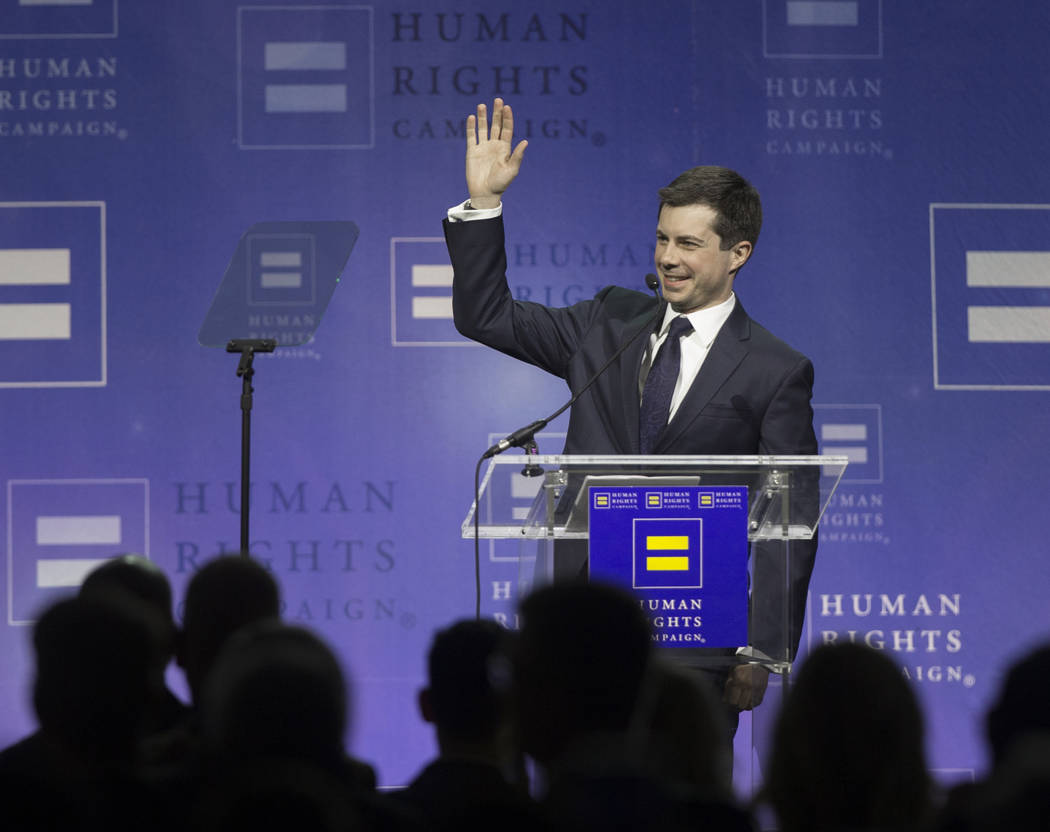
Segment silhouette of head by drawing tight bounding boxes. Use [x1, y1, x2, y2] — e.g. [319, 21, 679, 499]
[513, 581, 652, 765]
[201, 621, 349, 772]
[420, 619, 512, 748]
[80, 554, 175, 661]
[178, 555, 280, 705]
[641, 658, 731, 793]
[32, 594, 164, 760]
[766, 642, 930, 832]
[987, 644, 1050, 766]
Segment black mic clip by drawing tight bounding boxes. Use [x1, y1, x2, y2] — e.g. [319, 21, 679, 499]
[520, 439, 544, 477]
[481, 418, 548, 460]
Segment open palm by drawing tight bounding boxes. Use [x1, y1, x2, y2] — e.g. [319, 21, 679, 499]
[465, 98, 528, 208]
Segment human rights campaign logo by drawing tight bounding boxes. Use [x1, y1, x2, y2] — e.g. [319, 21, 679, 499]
[0, 202, 106, 388]
[247, 233, 316, 307]
[814, 404, 882, 483]
[633, 518, 702, 590]
[0, 0, 117, 40]
[237, 6, 374, 150]
[763, 0, 882, 59]
[7, 478, 149, 626]
[391, 237, 473, 347]
[931, 204, 1050, 390]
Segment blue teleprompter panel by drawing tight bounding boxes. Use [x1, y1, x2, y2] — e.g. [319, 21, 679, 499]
[589, 486, 748, 648]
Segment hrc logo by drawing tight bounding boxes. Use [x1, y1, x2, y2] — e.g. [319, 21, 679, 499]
[237, 6, 375, 150]
[1, 0, 117, 39]
[645, 493, 662, 509]
[633, 518, 702, 589]
[593, 492, 610, 509]
[0, 202, 106, 388]
[762, 0, 882, 59]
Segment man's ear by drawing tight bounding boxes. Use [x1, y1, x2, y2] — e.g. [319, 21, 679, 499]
[731, 240, 753, 273]
[418, 687, 435, 724]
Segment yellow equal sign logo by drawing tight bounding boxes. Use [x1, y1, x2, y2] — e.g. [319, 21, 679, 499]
[646, 535, 690, 571]
[594, 493, 609, 507]
[699, 493, 714, 507]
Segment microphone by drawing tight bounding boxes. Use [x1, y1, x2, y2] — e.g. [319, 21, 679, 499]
[481, 274, 664, 459]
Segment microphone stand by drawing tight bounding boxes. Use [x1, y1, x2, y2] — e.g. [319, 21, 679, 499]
[226, 338, 277, 556]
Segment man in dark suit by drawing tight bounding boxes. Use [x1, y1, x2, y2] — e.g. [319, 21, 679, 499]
[444, 99, 818, 713]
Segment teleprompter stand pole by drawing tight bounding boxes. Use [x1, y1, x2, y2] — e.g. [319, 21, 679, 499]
[226, 338, 277, 556]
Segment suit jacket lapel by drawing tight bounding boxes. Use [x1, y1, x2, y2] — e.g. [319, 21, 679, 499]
[618, 301, 665, 453]
[657, 300, 752, 452]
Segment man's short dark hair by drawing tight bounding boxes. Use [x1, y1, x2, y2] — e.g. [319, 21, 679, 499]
[658, 166, 762, 251]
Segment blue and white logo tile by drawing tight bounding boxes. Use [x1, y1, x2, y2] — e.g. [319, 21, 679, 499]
[7, 478, 149, 625]
[0, 202, 106, 388]
[763, 0, 882, 59]
[237, 5, 374, 150]
[931, 204, 1050, 390]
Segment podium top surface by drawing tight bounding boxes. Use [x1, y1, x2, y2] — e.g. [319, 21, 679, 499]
[462, 453, 848, 540]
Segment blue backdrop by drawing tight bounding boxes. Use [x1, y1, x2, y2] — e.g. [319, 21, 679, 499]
[1, 0, 1048, 788]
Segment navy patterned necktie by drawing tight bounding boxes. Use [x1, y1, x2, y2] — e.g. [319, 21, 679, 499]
[639, 315, 693, 454]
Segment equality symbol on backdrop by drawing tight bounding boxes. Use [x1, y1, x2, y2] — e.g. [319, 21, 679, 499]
[762, 0, 883, 59]
[7, 479, 149, 626]
[237, 7, 374, 150]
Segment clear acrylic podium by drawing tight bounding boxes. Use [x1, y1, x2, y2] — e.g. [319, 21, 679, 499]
[462, 453, 848, 795]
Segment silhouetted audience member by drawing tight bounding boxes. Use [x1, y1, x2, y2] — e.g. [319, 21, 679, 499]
[763, 642, 932, 832]
[935, 644, 1050, 832]
[514, 581, 700, 831]
[0, 593, 165, 830]
[176, 554, 281, 708]
[634, 658, 755, 831]
[641, 657, 732, 794]
[395, 619, 541, 831]
[79, 553, 189, 735]
[196, 620, 414, 831]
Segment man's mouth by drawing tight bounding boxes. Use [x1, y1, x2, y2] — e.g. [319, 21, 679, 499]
[662, 273, 689, 285]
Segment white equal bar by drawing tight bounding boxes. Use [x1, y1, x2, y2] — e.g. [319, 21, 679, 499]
[260, 272, 303, 289]
[265, 84, 347, 113]
[36, 515, 122, 546]
[411, 265, 455, 288]
[787, 1, 858, 26]
[821, 423, 867, 441]
[37, 558, 110, 589]
[412, 296, 453, 319]
[265, 42, 347, 72]
[825, 445, 869, 464]
[0, 249, 70, 285]
[966, 252, 1050, 287]
[260, 252, 302, 267]
[968, 306, 1050, 343]
[0, 303, 71, 340]
[21, 0, 93, 5]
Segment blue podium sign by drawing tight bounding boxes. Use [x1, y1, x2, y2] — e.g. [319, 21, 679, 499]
[588, 486, 749, 648]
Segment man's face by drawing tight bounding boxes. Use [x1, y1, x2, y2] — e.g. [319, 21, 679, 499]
[654, 203, 752, 314]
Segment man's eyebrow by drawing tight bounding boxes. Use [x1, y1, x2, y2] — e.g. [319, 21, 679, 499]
[656, 228, 707, 242]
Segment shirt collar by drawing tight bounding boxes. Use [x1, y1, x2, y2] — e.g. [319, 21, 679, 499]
[658, 293, 736, 346]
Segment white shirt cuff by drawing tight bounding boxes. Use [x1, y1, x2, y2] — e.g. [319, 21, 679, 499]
[447, 199, 503, 223]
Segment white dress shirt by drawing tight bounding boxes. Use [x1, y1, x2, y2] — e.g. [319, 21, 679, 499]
[641, 294, 737, 420]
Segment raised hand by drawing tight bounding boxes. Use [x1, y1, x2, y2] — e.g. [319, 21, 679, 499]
[465, 98, 528, 209]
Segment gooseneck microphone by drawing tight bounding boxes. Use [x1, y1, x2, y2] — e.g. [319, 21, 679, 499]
[481, 273, 664, 459]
